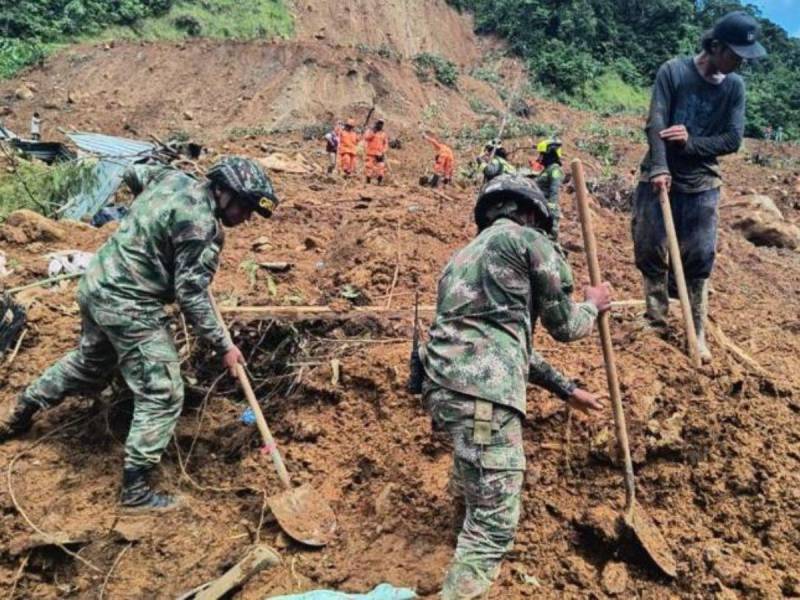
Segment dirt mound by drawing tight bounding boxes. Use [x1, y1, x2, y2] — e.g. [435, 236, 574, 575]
[290, 0, 483, 64]
[0, 40, 504, 141]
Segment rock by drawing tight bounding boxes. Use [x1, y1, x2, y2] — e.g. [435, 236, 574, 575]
[14, 86, 34, 100]
[2, 210, 65, 244]
[183, 110, 194, 121]
[646, 411, 685, 456]
[725, 194, 800, 250]
[43, 101, 59, 110]
[578, 505, 620, 544]
[66, 90, 80, 104]
[258, 152, 313, 175]
[0, 105, 12, 116]
[601, 561, 629, 596]
[374, 483, 395, 517]
[251, 236, 271, 251]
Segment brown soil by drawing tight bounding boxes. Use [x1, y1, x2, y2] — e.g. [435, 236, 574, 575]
[1, 6, 800, 599]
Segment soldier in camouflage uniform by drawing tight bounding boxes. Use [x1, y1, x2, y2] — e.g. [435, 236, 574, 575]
[533, 137, 565, 240]
[0, 157, 279, 511]
[419, 174, 610, 599]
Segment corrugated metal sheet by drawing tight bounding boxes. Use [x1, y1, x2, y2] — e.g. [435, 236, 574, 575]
[67, 132, 155, 158]
[58, 132, 157, 221]
[59, 159, 130, 221]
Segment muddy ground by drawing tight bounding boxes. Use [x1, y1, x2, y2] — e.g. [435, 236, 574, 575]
[1, 30, 800, 600]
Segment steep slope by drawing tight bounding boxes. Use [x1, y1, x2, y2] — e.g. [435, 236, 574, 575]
[1, 2, 800, 599]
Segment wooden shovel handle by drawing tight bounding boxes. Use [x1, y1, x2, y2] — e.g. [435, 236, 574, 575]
[658, 188, 701, 368]
[571, 159, 635, 509]
[209, 294, 292, 490]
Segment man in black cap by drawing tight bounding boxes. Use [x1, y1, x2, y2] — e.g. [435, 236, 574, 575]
[632, 11, 766, 363]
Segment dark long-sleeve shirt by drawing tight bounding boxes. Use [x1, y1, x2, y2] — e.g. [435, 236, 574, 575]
[639, 56, 745, 193]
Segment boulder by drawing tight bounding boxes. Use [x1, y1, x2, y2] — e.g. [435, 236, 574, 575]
[1, 210, 65, 244]
[258, 152, 314, 175]
[725, 194, 800, 250]
[14, 86, 34, 100]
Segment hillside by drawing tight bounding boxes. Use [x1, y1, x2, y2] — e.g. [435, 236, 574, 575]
[1, 1, 800, 599]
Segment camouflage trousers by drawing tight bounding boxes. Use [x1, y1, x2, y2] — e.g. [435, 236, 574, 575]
[22, 292, 183, 470]
[423, 380, 525, 600]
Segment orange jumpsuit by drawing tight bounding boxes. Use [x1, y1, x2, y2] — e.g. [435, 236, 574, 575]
[364, 129, 389, 179]
[337, 127, 360, 175]
[427, 137, 455, 180]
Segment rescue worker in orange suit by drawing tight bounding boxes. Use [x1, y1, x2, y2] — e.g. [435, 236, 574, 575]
[337, 119, 360, 177]
[364, 118, 389, 184]
[423, 132, 455, 187]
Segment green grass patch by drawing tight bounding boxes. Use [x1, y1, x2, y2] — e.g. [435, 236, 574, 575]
[585, 71, 649, 115]
[97, 0, 294, 42]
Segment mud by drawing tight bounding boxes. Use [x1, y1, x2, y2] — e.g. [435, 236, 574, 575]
[1, 10, 800, 599]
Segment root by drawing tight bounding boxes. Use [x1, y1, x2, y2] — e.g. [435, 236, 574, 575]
[99, 543, 131, 600]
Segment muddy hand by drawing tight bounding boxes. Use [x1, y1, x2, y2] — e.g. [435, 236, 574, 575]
[567, 388, 605, 414]
[223, 345, 246, 377]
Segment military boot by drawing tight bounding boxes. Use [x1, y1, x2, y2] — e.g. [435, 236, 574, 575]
[120, 468, 181, 512]
[688, 278, 712, 364]
[0, 397, 39, 442]
[643, 275, 669, 328]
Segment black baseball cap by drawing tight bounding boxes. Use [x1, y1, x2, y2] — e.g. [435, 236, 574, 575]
[712, 11, 767, 59]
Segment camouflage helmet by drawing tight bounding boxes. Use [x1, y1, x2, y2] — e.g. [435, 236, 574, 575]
[474, 173, 552, 233]
[206, 156, 279, 218]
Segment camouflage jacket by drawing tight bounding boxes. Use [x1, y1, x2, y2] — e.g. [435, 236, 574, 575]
[80, 165, 232, 354]
[419, 217, 598, 414]
[537, 163, 564, 208]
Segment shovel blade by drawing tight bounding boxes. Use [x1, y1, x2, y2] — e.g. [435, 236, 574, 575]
[623, 501, 677, 578]
[267, 483, 336, 547]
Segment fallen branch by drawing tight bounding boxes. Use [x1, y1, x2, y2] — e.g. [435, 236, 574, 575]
[7, 551, 30, 600]
[219, 304, 436, 317]
[7, 272, 83, 295]
[706, 318, 783, 383]
[5, 328, 27, 366]
[193, 545, 281, 600]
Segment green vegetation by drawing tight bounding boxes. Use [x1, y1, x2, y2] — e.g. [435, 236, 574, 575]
[413, 52, 459, 88]
[0, 0, 293, 79]
[100, 0, 293, 42]
[0, 156, 98, 222]
[448, 0, 800, 139]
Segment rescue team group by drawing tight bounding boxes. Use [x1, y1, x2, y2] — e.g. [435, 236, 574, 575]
[0, 11, 765, 600]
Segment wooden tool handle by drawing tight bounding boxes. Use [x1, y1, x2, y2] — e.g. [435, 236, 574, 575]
[571, 159, 635, 509]
[658, 188, 701, 368]
[209, 294, 292, 490]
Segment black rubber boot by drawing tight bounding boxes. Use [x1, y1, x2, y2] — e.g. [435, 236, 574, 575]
[120, 468, 180, 511]
[366, 176, 371, 184]
[429, 174, 440, 188]
[689, 278, 712, 364]
[377, 176, 383, 185]
[643, 275, 669, 328]
[0, 397, 39, 442]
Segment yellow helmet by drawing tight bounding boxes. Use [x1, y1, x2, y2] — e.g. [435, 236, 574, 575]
[536, 137, 562, 158]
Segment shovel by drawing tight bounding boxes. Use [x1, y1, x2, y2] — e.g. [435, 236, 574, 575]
[571, 160, 677, 578]
[210, 295, 337, 547]
[658, 187, 701, 368]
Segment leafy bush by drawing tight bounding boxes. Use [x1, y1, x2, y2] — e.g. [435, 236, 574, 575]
[0, 155, 98, 222]
[0, 0, 293, 78]
[413, 52, 459, 88]
[449, 0, 800, 140]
